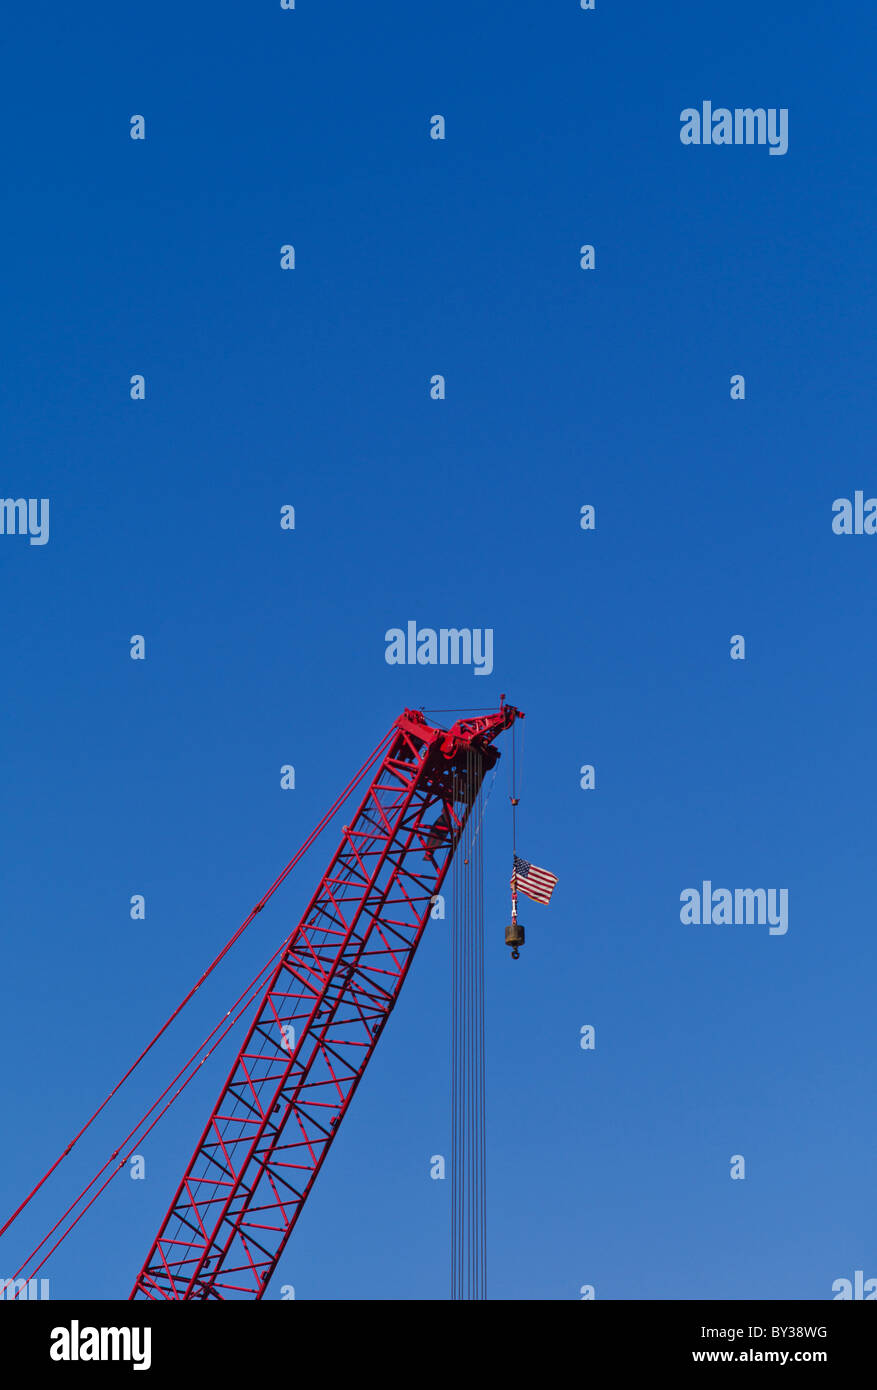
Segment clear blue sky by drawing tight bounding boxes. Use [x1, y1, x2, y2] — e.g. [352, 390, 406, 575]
[2, 0, 875, 1300]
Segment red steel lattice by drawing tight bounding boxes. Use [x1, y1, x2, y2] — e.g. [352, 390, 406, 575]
[130, 703, 521, 1300]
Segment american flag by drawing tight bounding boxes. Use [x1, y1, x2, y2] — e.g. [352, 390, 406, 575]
[511, 854, 558, 906]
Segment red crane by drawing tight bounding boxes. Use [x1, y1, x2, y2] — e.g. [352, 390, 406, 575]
[130, 701, 521, 1300]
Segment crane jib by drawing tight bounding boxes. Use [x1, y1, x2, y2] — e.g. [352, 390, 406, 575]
[130, 702, 522, 1301]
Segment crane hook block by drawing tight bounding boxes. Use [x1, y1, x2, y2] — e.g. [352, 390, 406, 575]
[505, 920, 524, 958]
